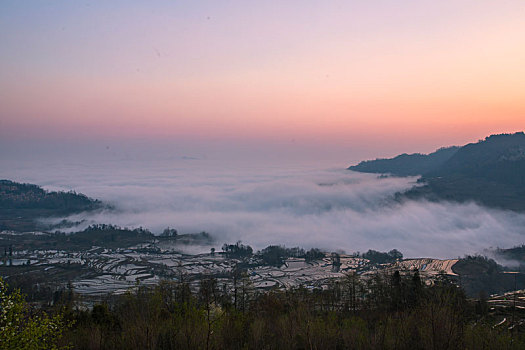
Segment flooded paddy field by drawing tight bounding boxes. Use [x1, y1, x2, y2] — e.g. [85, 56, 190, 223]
[0, 230, 461, 300]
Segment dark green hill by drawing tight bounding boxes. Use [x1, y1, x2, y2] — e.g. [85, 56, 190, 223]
[431, 132, 525, 186]
[348, 146, 459, 176]
[350, 132, 525, 210]
[0, 180, 102, 231]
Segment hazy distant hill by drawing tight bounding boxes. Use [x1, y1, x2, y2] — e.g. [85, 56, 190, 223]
[348, 146, 459, 176]
[349, 132, 525, 210]
[430, 133, 525, 184]
[0, 180, 102, 231]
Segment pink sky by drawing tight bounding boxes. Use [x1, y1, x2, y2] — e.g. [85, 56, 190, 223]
[1, 1, 524, 160]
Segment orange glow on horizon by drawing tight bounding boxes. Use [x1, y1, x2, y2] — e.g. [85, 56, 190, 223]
[0, 1, 524, 154]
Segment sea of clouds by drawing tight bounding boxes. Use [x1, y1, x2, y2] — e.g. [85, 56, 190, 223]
[2, 156, 525, 259]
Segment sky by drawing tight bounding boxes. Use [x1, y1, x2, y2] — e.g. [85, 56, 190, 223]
[1, 1, 525, 162]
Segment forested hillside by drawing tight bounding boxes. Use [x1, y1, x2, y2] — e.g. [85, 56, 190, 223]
[350, 132, 525, 210]
[0, 180, 102, 231]
[349, 146, 459, 176]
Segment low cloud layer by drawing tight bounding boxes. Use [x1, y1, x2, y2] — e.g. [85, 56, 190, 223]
[2, 158, 525, 259]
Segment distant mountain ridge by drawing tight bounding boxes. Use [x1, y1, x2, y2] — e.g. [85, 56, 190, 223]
[430, 133, 525, 183]
[349, 132, 525, 211]
[348, 146, 459, 176]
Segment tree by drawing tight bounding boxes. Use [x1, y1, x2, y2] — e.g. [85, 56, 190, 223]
[331, 252, 341, 272]
[161, 227, 177, 237]
[198, 278, 224, 350]
[388, 249, 403, 261]
[305, 248, 324, 262]
[222, 241, 253, 259]
[0, 278, 69, 350]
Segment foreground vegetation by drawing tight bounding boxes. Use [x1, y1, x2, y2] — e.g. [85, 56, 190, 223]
[4, 271, 524, 350]
[0, 278, 69, 350]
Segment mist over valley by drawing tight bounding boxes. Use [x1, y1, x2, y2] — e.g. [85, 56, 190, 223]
[2, 146, 525, 259]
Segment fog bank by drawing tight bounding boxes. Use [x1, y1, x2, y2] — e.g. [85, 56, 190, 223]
[2, 157, 524, 259]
